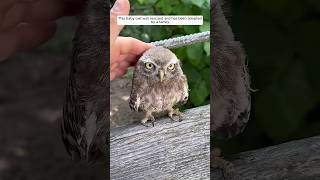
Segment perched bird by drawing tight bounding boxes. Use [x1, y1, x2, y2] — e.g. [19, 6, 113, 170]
[129, 47, 189, 126]
[61, 0, 108, 163]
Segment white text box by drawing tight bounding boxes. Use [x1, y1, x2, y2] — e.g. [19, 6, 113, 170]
[117, 16, 203, 25]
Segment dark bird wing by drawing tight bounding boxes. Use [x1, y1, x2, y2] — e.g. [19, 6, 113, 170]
[211, 0, 251, 139]
[61, 0, 108, 163]
[176, 75, 189, 105]
[129, 71, 147, 112]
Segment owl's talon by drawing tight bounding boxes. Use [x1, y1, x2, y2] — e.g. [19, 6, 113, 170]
[141, 114, 155, 127]
[169, 114, 182, 122]
[168, 108, 183, 122]
[141, 120, 154, 127]
[141, 121, 152, 127]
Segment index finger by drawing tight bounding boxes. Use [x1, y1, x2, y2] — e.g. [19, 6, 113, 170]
[116, 37, 154, 56]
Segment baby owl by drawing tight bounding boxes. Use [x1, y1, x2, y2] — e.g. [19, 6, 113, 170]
[129, 47, 189, 126]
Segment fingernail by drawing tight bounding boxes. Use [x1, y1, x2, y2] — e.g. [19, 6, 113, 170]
[111, 0, 122, 13]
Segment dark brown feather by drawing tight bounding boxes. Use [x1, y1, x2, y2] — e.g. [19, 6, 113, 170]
[61, 0, 108, 163]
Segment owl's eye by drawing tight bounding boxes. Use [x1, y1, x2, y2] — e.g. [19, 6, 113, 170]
[145, 62, 154, 70]
[167, 63, 175, 70]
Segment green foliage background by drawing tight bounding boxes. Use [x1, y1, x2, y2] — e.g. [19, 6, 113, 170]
[216, 0, 320, 155]
[118, 0, 211, 109]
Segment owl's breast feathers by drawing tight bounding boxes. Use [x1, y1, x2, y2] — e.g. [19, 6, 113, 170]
[133, 75, 188, 113]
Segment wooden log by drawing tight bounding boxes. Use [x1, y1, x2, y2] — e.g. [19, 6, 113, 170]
[110, 103, 320, 180]
[212, 135, 320, 180]
[110, 105, 210, 180]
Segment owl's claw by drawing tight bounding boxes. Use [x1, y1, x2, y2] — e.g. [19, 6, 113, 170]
[141, 121, 152, 127]
[141, 114, 155, 127]
[169, 114, 182, 122]
[168, 108, 183, 122]
[141, 121, 155, 127]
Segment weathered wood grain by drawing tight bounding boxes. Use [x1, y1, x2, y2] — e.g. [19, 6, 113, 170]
[110, 103, 320, 180]
[212, 136, 320, 180]
[110, 105, 210, 180]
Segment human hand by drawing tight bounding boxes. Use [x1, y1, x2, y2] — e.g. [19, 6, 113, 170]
[110, 0, 153, 80]
[0, 0, 86, 61]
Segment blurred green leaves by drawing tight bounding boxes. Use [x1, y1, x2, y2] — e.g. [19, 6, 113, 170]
[204, 42, 210, 56]
[190, 80, 209, 106]
[121, 0, 210, 108]
[199, 21, 210, 32]
[186, 44, 203, 66]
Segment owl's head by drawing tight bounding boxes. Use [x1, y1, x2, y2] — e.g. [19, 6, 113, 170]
[136, 47, 184, 82]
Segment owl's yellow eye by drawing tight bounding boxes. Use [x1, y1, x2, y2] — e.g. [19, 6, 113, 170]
[145, 62, 154, 70]
[167, 63, 175, 70]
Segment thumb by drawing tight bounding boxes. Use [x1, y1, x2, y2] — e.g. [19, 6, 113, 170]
[110, 0, 130, 43]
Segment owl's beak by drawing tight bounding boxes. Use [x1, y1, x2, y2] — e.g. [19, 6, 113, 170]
[159, 70, 164, 82]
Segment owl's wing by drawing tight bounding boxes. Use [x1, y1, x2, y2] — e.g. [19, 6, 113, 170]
[177, 75, 189, 105]
[129, 91, 139, 111]
[129, 72, 147, 111]
[211, 0, 251, 139]
[61, 0, 107, 163]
